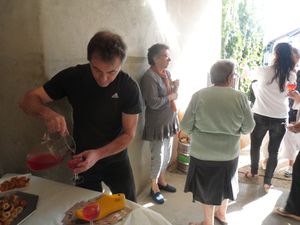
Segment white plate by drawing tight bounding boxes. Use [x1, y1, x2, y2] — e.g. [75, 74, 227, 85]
[0, 174, 31, 194]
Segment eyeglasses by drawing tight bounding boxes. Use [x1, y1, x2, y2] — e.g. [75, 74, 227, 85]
[231, 72, 239, 78]
[158, 54, 171, 60]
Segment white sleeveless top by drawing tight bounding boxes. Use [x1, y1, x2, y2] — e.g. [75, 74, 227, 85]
[251, 66, 296, 118]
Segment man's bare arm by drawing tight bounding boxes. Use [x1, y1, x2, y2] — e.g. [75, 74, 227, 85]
[19, 87, 68, 135]
[20, 87, 52, 117]
[74, 113, 139, 173]
[97, 112, 139, 158]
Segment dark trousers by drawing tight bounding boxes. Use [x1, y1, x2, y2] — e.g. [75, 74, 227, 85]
[77, 154, 137, 202]
[285, 151, 300, 216]
[250, 114, 286, 184]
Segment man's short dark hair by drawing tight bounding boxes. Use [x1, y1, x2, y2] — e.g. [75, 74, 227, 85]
[147, 44, 169, 66]
[87, 31, 127, 62]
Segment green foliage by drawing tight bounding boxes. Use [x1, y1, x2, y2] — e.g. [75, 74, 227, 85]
[222, 0, 264, 96]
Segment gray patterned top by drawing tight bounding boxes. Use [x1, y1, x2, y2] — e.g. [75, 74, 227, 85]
[140, 68, 179, 141]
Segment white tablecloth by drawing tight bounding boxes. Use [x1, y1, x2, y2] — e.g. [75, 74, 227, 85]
[2, 174, 172, 225]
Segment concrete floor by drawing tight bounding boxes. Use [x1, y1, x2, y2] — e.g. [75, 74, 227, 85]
[137, 150, 298, 225]
[137, 172, 298, 225]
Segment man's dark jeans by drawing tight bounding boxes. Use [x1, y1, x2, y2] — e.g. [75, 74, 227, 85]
[250, 113, 286, 185]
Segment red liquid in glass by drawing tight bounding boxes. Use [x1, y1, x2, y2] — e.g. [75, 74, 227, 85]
[27, 153, 63, 171]
[67, 158, 81, 170]
[82, 203, 100, 221]
[287, 83, 297, 91]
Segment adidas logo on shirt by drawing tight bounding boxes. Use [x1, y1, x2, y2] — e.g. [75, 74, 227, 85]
[111, 93, 119, 98]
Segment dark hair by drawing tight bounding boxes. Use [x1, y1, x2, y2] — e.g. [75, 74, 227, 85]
[147, 44, 169, 66]
[210, 59, 235, 85]
[87, 31, 127, 62]
[272, 42, 294, 92]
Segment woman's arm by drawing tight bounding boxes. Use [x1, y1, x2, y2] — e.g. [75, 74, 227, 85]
[141, 75, 169, 109]
[180, 94, 197, 135]
[288, 90, 300, 109]
[240, 95, 255, 134]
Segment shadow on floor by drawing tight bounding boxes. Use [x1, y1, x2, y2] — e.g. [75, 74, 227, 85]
[137, 171, 297, 225]
[137, 144, 298, 225]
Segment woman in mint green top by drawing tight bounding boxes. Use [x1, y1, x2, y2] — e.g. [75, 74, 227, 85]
[181, 59, 255, 225]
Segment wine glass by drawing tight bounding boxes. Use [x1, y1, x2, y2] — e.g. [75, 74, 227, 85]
[82, 202, 100, 225]
[27, 133, 76, 171]
[43, 133, 84, 184]
[67, 157, 84, 185]
[287, 81, 297, 91]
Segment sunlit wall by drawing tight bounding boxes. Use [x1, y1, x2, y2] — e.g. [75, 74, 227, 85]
[146, 0, 222, 111]
[40, 0, 222, 113]
[1, 0, 222, 194]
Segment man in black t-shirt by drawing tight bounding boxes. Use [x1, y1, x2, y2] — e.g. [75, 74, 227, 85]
[20, 31, 142, 202]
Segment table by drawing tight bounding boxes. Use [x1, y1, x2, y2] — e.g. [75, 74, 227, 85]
[2, 174, 172, 225]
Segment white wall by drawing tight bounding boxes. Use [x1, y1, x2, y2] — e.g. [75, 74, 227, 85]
[0, 0, 221, 194]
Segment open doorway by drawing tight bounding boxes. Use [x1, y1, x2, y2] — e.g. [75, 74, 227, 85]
[222, 0, 300, 96]
[263, 28, 300, 66]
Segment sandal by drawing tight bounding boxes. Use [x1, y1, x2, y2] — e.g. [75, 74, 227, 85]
[263, 184, 273, 193]
[214, 216, 228, 225]
[245, 171, 258, 179]
[274, 207, 300, 221]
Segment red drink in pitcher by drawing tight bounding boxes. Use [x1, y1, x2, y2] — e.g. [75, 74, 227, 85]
[27, 152, 64, 171]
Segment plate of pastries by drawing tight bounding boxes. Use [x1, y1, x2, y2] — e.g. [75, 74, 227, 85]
[0, 191, 38, 225]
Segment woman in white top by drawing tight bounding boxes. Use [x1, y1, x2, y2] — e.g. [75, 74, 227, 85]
[247, 42, 297, 192]
[258, 48, 300, 174]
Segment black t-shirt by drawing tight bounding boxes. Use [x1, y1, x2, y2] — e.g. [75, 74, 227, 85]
[44, 64, 142, 161]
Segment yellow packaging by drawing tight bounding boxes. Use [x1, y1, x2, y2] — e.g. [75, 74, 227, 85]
[75, 193, 125, 221]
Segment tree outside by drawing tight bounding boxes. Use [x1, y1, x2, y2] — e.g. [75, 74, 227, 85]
[222, 0, 264, 97]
